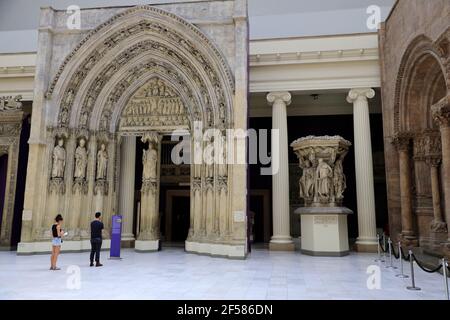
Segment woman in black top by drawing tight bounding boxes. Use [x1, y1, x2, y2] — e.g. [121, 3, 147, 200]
[50, 214, 64, 270]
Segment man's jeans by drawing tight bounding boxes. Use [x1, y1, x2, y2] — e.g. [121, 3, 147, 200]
[90, 238, 102, 263]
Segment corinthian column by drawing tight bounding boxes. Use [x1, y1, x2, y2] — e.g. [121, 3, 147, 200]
[347, 88, 377, 251]
[267, 92, 294, 251]
[119, 136, 136, 243]
[432, 96, 450, 245]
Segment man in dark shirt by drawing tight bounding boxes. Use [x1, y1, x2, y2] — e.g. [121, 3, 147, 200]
[90, 212, 104, 267]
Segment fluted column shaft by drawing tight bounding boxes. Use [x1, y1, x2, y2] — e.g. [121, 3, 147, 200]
[119, 136, 136, 241]
[347, 88, 377, 251]
[267, 92, 294, 251]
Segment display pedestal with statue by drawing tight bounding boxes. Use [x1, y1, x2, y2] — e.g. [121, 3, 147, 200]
[291, 136, 353, 257]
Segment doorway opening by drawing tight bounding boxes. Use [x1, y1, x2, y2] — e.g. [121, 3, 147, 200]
[133, 135, 191, 249]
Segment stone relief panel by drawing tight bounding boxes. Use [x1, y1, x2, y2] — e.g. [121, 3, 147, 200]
[119, 78, 189, 131]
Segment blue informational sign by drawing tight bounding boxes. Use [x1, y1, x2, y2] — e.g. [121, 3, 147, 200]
[110, 215, 122, 258]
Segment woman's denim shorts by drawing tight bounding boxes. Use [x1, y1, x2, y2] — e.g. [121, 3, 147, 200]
[52, 237, 62, 246]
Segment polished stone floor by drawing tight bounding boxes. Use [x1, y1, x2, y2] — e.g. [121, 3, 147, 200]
[0, 248, 447, 300]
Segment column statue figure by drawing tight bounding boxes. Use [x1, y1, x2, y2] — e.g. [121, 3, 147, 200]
[315, 158, 333, 201]
[74, 138, 88, 180]
[51, 138, 66, 178]
[143, 143, 157, 180]
[333, 158, 347, 201]
[96, 143, 108, 180]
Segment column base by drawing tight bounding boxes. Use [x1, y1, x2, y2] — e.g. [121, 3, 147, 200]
[135, 239, 160, 252]
[441, 241, 450, 260]
[269, 241, 295, 251]
[121, 233, 135, 248]
[354, 241, 378, 253]
[185, 241, 247, 259]
[400, 233, 419, 247]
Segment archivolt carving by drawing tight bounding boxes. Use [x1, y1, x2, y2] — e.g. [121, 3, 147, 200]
[394, 32, 449, 134]
[47, 5, 234, 98]
[50, 7, 234, 132]
[99, 60, 203, 132]
[76, 40, 215, 127]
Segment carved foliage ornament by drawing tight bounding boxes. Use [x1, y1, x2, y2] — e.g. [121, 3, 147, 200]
[392, 132, 413, 152]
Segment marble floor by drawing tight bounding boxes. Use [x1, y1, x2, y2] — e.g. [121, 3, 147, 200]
[0, 248, 447, 300]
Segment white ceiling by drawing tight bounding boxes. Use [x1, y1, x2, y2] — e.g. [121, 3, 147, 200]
[0, 0, 395, 53]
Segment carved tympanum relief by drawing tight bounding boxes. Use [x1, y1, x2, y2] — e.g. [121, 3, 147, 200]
[120, 78, 189, 131]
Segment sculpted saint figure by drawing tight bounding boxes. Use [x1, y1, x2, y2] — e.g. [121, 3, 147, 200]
[143, 143, 158, 180]
[333, 159, 346, 200]
[51, 139, 66, 178]
[218, 135, 228, 177]
[74, 138, 88, 179]
[299, 157, 315, 200]
[315, 158, 333, 200]
[96, 143, 108, 180]
[60, 108, 69, 124]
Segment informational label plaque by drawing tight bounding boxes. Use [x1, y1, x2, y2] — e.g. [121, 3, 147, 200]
[110, 215, 122, 258]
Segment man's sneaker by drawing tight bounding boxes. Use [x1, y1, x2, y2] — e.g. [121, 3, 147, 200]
[95, 262, 103, 267]
[90, 262, 94, 267]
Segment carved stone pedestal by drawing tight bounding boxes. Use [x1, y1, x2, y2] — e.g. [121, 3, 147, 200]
[295, 207, 353, 256]
[291, 136, 353, 256]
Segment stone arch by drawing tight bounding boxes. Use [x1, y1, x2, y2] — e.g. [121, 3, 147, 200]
[394, 33, 449, 133]
[47, 5, 234, 132]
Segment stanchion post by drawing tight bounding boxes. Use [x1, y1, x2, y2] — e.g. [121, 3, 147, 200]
[407, 250, 421, 291]
[386, 237, 397, 269]
[443, 258, 449, 300]
[396, 242, 408, 278]
[375, 234, 385, 262]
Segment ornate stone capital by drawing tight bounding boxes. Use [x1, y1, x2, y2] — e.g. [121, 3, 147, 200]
[0, 95, 23, 112]
[141, 131, 161, 145]
[426, 157, 442, 167]
[266, 92, 292, 107]
[346, 88, 375, 104]
[392, 132, 413, 152]
[413, 130, 441, 160]
[0, 145, 8, 156]
[431, 96, 450, 128]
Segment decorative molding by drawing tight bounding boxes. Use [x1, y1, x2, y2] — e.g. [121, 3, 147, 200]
[46, 5, 234, 97]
